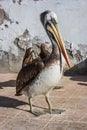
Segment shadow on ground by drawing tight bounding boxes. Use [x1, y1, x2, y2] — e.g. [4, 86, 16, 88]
[0, 95, 65, 116]
[0, 96, 27, 108]
[78, 83, 87, 86]
[0, 80, 16, 88]
[70, 76, 87, 82]
[64, 75, 87, 86]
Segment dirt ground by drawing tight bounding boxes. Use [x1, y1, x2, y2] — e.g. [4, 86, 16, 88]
[0, 73, 87, 130]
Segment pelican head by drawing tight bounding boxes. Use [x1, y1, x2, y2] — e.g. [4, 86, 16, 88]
[40, 10, 71, 68]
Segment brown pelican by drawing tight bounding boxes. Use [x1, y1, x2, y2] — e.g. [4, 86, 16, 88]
[16, 10, 71, 114]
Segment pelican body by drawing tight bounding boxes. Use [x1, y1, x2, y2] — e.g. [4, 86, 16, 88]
[16, 10, 71, 114]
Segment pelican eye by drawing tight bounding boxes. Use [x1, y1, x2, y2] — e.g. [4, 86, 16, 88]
[51, 17, 57, 25]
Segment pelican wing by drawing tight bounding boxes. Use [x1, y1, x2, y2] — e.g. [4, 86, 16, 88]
[22, 48, 38, 68]
[22, 44, 51, 68]
[16, 58, 44, 95]
[40, 43, 51, 60]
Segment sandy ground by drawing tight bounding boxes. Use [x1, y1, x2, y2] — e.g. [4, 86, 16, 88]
[0, 73, 87, 130]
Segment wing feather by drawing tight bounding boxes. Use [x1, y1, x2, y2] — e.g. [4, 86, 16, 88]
[22, 44, 51, 68]
[22, 47, 38, 68]
[40, 43, 51, 60]
[16, 58, 44, 95]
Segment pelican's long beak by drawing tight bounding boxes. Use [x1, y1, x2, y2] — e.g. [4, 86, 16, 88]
[47, 22, 71, 69]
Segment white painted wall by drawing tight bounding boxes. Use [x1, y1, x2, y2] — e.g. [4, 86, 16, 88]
[0, 0, 87, 53]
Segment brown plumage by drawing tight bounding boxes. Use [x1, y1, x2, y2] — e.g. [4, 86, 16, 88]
[16, 43, 50, 95]
[40, 43, 51, 60]
[22, 43, 50, 68]
[16, 57, 44, 95]
[22, 47, 38, 68]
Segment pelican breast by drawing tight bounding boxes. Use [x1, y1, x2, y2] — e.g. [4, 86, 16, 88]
[22, 61, 62, 97]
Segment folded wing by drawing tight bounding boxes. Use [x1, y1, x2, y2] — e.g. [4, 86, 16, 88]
[16, 58, 44, 95]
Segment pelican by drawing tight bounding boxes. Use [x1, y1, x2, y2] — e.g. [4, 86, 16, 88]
[16, 10, 71, 114]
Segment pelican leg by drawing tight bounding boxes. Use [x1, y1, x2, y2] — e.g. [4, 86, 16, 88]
[28, 97, 33, 113]
[28, 97, 45, 116]
[45, 94, 52, 114]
